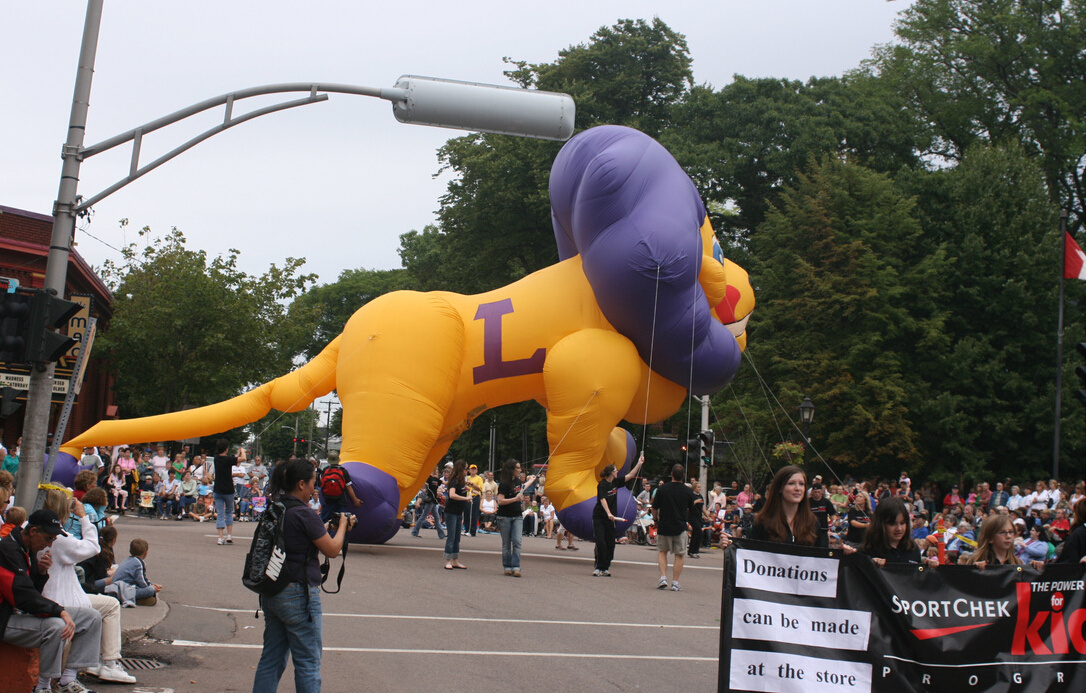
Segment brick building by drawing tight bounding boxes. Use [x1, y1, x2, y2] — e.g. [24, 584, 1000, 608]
[0, 205, 115, 447]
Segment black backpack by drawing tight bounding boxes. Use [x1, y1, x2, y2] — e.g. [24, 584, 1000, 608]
[242, 496, 305, 596]
[242, 496, 349, 605]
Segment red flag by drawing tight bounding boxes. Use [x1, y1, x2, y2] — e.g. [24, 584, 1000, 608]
[1066, 232, 1086, 280]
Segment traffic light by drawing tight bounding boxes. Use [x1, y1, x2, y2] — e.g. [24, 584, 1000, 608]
[1076, 342, 1086, 404]
[684, 437, 700, 463]
[698, 430, 714, 466]
[24, 290, 81, 363]
[0, 291, 32, 363]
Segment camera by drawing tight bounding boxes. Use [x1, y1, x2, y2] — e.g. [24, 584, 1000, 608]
[329, 512, 358, 530]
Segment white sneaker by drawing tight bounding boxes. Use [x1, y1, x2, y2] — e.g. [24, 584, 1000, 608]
[217, 538, 225, 545]
[657, 577, 668, 590]
[97, 661, 137, 683]
[671, 581, 682, 591]
[592, 569, 603, 577]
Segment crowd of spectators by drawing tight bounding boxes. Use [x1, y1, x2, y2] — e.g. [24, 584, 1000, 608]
[76, 443, 274, 524]
[694, 471, 1085, 565]
[399, 457, 1085, 565]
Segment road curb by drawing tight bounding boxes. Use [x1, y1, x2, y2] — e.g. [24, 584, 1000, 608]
[121, 598, 170, 645]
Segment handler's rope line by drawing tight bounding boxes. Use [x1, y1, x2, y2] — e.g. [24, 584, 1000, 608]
[739, 348, 847, 492]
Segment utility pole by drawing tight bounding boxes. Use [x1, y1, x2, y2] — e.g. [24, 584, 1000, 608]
[324, 399, 333, 456]
[699, 395, 710, 501]
[16, 0, 103, 509]
[307, 403, 314, 459]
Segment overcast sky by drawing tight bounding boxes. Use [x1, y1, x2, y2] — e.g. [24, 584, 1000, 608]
[2, 1, 911, 286]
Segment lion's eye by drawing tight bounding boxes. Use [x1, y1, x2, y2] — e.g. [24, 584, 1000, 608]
[712, 238, 724, 265]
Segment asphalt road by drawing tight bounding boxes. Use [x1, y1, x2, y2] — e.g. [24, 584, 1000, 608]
[103, 514, 725, 693]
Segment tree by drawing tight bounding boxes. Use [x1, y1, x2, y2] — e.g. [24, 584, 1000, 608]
[664, 73, 926, 245]
[732, 158, 949, 477]
[873, 0, 1086, 229]
[508, 17, 693, 138]
[899, 144, 1082, 481]
[98, 224, 315, 418]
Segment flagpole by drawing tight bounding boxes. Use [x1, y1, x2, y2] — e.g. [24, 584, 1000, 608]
[1051, 209, 1068, 479]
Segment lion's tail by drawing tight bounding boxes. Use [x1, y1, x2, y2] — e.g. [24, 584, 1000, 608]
[60, 336, 341, 457]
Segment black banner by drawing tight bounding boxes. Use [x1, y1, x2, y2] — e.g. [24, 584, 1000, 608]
[719, 539, 1085, 692]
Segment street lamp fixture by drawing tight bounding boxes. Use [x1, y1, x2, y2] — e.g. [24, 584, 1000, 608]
[798, 396, 815, 427]
[798, 396, 815, 476]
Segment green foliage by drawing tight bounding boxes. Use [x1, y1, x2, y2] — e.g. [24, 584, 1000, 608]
[873, 0, 1086, 228]
[98, 224, 315, 418]
[900, 144, 1082, 478]
[737, 159, 949, 477]
[252, 408, 321, 462]
[509, 17, 692, 137]
[665, 73, 925, 243]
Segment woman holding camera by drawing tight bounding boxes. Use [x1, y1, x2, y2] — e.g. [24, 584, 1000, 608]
[253, 459, 351, 693]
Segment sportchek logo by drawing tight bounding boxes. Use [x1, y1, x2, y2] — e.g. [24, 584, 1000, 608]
[891, 584, 1086, 656]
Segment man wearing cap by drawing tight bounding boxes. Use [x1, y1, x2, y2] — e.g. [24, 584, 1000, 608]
[0, 509, 103, 693]
[463, 463, 484, 537]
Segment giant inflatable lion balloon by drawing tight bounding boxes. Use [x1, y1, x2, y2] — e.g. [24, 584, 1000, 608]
[57, 125, 754, 543]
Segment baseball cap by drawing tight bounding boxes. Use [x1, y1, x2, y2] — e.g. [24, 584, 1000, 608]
[469, 464, 478, 470]
[27, 509, 67, 537]
[811, 482, 823, 490]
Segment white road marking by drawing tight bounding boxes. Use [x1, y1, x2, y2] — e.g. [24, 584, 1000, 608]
[168, 639, 717, 661]
[175, 603, 717, 629]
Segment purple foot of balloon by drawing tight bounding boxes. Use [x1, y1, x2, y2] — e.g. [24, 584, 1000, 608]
[49, 452, 80, 488]
[335, 462, 402, 544]
[556, 488, 638, 542]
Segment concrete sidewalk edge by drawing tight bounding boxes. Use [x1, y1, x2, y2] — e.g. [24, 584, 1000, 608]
[121, 598, 169, 645]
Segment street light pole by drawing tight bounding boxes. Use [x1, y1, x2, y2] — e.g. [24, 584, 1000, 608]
[17, 0, 574, 510]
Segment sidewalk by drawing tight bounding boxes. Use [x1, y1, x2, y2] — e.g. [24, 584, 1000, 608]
[120, 597, 169, 644]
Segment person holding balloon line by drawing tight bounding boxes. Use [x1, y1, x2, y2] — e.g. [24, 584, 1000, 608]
[592, 454, 645, 577]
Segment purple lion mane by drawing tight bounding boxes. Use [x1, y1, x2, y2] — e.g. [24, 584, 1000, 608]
[549, 125, 741, 395]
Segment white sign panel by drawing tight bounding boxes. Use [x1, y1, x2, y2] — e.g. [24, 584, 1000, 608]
[735, 547, 839, 598]
[732, 598, 871, 651]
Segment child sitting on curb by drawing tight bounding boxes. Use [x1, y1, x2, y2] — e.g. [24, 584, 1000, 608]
[111, 537, 162, 606]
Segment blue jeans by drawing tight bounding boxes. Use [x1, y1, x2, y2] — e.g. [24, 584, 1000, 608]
[320, 496, 346, 523]
[412, 501, 445, 538]
[253, 582, 322, 693]
[497, 515, 522, 570]
[444, 512, 463, 560]
[156, 496, 178, 516]
[215, 493, 234, 530]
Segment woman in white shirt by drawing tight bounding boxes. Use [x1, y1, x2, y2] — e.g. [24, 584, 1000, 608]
[41, 490, 136, 684]
[479, 490, 498, 532]
[1028, 480, 1050, 513]
[539, 496, 558, 538]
